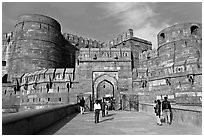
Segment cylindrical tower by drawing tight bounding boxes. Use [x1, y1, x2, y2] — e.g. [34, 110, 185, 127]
[9, 14, 65, 77]
[157, 22, 202, 105]
[157, 23, 202, 66]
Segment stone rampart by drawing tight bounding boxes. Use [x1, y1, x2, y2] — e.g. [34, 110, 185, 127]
[9, 14, 66, 77]
[2, 104, 79, 135]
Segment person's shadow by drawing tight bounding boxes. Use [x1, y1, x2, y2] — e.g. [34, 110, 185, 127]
[170, 111, 173, 124]
[100, 117, 114, 123]
[106, 113, 115, 117]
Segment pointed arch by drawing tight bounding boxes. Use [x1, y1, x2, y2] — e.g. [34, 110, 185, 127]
[93, 74, 118, 100]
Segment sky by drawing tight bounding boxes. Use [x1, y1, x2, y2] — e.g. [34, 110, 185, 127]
[2, 2, 202, 49]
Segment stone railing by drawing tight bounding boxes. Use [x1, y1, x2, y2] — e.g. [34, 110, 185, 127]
[139, 102, 202, 127]
[2, 104, 79, 135]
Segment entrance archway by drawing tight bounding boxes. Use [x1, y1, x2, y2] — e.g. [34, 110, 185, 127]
[93, 74, 121, 110]
[96, 79, 114, 99]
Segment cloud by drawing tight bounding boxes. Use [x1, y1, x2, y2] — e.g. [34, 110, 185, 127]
[98, 2, 170, 49]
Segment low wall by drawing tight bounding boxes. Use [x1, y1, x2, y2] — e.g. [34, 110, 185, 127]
[139, 103, 202, 127]
[2, 104, 79, 135]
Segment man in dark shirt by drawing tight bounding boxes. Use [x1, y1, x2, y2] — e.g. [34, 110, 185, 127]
[101, 99, 106, 117]
[79, 97, 85, 114]
[162, 96, 172, 125]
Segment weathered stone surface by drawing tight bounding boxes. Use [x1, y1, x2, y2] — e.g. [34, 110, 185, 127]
[2, 14, 202, 111]
[135, 23, 202, 105]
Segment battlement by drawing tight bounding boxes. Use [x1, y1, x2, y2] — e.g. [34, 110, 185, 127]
[63, 29, 152, 50]
[63, 33, 104, 49]
[106, 29, 152, 48]
[105, 29, 133, 47]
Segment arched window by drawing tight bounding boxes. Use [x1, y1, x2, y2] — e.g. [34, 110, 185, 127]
[93, 54, 97, 60]
[160, 33, 165, 39]
[2, 61, 6, 66]
[191, 25, 198, 35]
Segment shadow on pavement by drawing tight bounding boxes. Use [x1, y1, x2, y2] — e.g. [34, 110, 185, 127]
[81, 112, 91, 115]
[106, 113, 116, 117]
[100, 117, 114, 123]
[36, 112, 79, 135]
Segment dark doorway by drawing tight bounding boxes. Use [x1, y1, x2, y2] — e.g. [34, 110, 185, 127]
[96, 80, 116, 110]
[96, 80, 114, 99]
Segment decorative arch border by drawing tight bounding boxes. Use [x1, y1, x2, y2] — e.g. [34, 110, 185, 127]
[93, 74, 119, 100]
[96, 79, 115, 99]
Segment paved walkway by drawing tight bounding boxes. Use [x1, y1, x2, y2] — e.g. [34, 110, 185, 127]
[38, 111, 202, 135]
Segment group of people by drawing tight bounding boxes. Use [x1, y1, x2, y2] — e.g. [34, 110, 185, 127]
[80, 96, 172, 125]
[79, 97, 109, 124]
[154, 96, 172, 126]
[94, 99, 108, 124]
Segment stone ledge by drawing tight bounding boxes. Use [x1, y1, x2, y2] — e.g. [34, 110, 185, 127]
[139, 102, 202, 112]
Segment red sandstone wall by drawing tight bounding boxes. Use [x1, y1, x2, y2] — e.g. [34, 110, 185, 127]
[135, 23, 202, 105]
[9, 14, 66, 77]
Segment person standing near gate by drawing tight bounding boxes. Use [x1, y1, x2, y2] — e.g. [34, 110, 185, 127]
[162, 96, 172, 125]
[154, 100, 162, 126]
[94, 100, 101, 123]
[101, 99, 106, 117]
[79, 97, 85, 114]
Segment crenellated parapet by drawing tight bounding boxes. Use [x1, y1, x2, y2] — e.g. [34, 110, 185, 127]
[63, 29, 135, 49]
[63, 33, 104, 49]
[105, 29, 133, 48]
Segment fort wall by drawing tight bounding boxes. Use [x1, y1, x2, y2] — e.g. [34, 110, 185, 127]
[134, 23, 202, 105]
[8, 14, 67, 78]
[2, 14, 202, 111]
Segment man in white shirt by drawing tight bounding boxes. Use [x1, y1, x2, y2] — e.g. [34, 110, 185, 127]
[94, 100, 101, 123]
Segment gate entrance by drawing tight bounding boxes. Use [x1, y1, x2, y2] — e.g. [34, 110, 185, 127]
[96, 80, 114, 99]
[97, 80, 115, 110]
[93, 73, 121, 110]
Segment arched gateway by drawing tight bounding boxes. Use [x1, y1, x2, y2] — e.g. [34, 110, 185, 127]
[93, 73, 121, 110]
